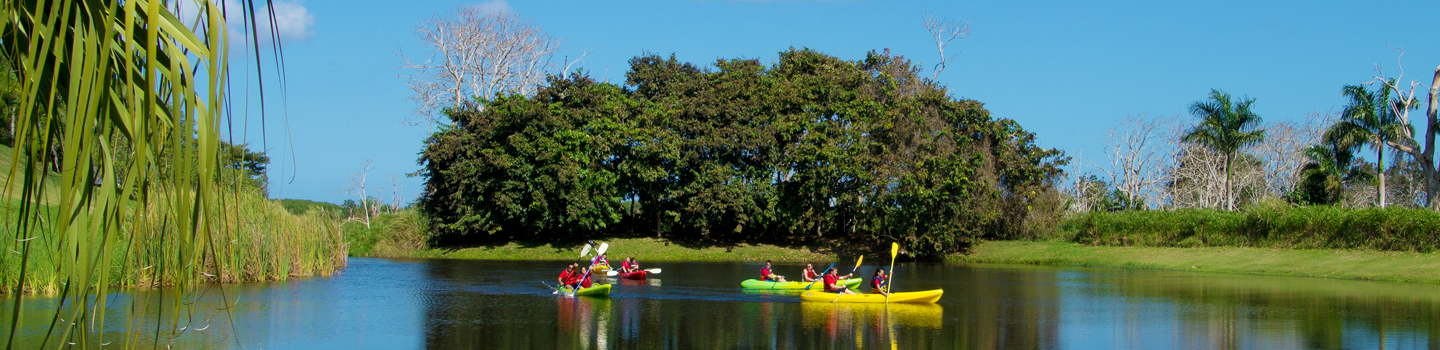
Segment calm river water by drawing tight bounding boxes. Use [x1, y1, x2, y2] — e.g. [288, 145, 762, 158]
[6, 257, 1440, 349]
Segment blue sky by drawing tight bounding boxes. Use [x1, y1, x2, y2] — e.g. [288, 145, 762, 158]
[238, 0, 1440, 204]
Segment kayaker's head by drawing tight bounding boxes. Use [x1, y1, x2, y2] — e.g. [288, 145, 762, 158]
[806, 263, 813, 271]
[765, 260, 772, 268]
[873, 268, 885, 278]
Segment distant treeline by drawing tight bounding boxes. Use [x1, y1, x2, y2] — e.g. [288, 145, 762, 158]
[1068, 204, 1440, 252]
[418, 49, 1067, 259]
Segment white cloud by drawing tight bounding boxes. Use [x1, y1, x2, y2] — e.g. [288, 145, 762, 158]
[174, 0, 315, 45]
[270, 1, 316, 43]
[473, 0, 513, 14]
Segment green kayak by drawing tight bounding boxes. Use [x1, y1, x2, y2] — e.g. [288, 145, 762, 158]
[559, 283, 612, 297]
[740, 278, 862, 290]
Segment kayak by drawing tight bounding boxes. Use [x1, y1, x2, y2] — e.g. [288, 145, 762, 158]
[589, 263, 611, 272]
[615, 270, 647, 280]
[799, 289, 943, 303]
[559, 283, 612, 297]
[740, 278, 862, 290]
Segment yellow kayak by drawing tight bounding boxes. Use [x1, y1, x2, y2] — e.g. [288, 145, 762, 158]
[589, 263, 611, 272]
[799, 289, 943, 303]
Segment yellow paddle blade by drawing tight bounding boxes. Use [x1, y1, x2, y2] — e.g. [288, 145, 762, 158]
[854, 255, 864, 269]
[890, 242, 899, 259]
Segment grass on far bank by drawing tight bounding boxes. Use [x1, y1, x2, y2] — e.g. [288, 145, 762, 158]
[958, 240, 1440, 284]
[406, 237, 838, 262]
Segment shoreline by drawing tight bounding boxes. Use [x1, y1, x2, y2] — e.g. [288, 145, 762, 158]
[392, 238, 1440, 284]
[956, 240, 1440, 284]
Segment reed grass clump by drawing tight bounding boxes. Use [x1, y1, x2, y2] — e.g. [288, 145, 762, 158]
[0, 188, 347, 295]
[1067, 204, 1440, 252]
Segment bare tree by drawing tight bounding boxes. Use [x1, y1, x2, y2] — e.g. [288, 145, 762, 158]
[400, 5, 561, 128]
[922, 11, 970, 80]
[342, 158, 375, 228]
[1097, 114, 1168, 209]
[1254, 111, 1333, 199]
[1161, 119, 1266, 209]
[389, 174, 405, 213]
[1364, 53, 1440, 209]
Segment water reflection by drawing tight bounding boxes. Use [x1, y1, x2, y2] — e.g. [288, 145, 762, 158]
[8, 259, 1440, 348]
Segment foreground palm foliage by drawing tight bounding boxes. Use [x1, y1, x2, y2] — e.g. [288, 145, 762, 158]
[420, 49, 1069, 259]
[0, 0, 344, 348]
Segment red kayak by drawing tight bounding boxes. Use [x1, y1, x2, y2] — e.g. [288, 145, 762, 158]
[616, 271, 648, 280]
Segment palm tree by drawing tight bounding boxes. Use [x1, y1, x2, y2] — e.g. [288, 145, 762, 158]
[1327, 82, 1413, 208]
[1294, 143, 1371, 205]
[1183, 89, 1266, 210]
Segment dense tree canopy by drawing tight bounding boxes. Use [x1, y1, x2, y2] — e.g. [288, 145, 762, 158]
[418, 49, 1067, 259]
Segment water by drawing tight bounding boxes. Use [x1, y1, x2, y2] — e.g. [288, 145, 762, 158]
[6, 257, 1440, 349]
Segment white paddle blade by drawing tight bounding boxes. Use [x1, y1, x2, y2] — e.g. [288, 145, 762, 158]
[597, 243, 609, 255]
[606, 271, 619, 276]
[646, 268, 661, 274]
[581, 244, 592, 257]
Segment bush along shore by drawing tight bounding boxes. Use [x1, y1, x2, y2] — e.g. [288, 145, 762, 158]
[948, 204, 1440, 283]
[1064, 204, 1440, 252]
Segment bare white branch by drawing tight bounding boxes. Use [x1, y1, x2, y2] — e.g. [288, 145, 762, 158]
[922, 11, 971, 81]
[399, 5, 562, 129]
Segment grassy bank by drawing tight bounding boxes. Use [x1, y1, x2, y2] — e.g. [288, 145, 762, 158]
[405, 237, 836, 262]
[959, 240, 1440, 283]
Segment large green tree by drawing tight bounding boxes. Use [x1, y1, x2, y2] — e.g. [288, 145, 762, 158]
[1183, 90, 1266, 210]
[419, 49, 1068, 258]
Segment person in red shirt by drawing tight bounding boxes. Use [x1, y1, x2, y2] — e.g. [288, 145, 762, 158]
[870, 268, 889, 296]
[558, 263, 575, 285]
[824, 268, 857, 295]
[801, 263, 821, 282]
[761, 260, 787, 282]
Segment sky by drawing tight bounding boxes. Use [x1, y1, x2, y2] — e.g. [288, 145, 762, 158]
[230, 0, 1440, 204]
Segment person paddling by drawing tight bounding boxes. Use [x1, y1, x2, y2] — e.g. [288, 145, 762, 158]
[824, 268, 856, 295]
[761, 260, 787, 282]
[870, 268, 890, 296]
[801, 263, 821, 282]
[558, 263, 576, 285]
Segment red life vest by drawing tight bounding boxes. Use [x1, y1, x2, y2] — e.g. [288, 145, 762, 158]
[804, 269, 819, 281]
[823, 274, 839, 292]
[559, 270, 572, 282]
[761, 267, 773, 281]
[621, 260, 632, 271]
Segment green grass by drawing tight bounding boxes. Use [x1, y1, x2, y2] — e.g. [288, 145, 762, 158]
[1065, 204, 1440, 252]
[958, 240, 1440, 283]
[407, 237, 838, 262]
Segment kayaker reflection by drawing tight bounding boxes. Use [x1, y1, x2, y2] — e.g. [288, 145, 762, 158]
[761, 260, 787, 282]
[871, 268, 890, 296]
[801, 263, 820, 282]
[824, 268, 857, 295]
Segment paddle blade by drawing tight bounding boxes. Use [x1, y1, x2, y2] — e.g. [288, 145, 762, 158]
[597, 243, 609, 255]
[581, 244, 592, 257]
[854, 256, 864, 269]
[646, 268, 662, 274]
[890, 242, 899, 259]
[606, 271, 619, 276]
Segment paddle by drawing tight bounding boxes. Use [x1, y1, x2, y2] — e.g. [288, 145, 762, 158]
[886, 242, 898, 303]
[574, 243, 609, 295]
[801, 262, 834, 290]
[564, 243, 593, 291]
[831, 255, 864, 303]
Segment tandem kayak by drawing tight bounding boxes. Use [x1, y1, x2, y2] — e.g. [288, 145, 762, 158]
[740, 278, 862, 290]
[615, 271, 648, 280]
[559, 284, 612, 297]
[799, 289, 942, 303]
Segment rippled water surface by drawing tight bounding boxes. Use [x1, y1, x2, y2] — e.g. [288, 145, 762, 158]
[7, 257, 1440, 349]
